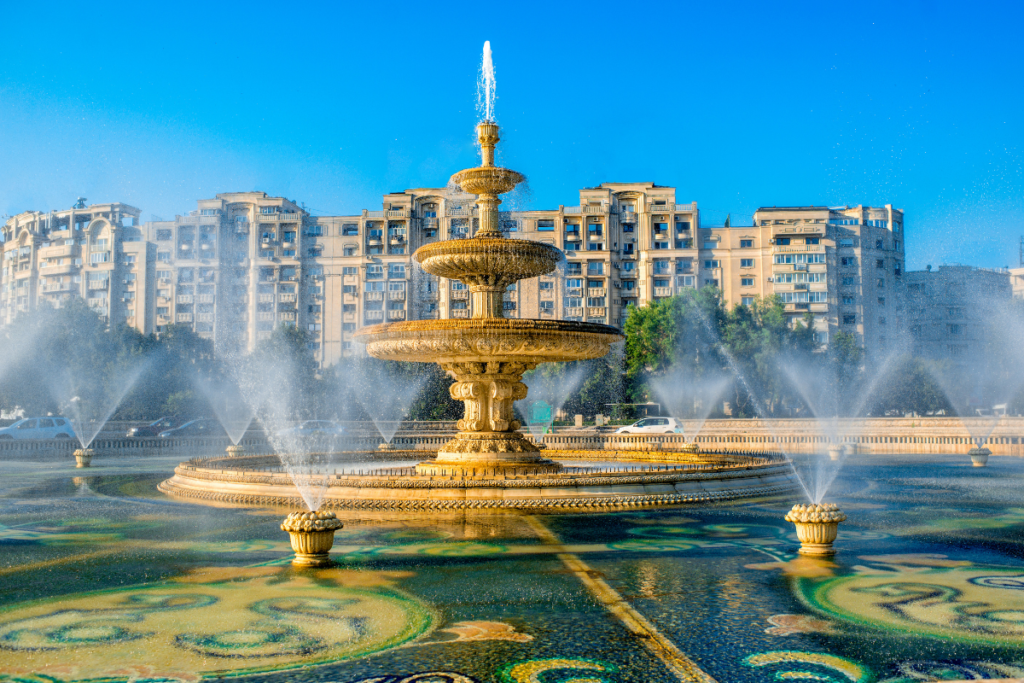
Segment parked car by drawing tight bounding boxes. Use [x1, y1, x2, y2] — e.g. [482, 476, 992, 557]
[158, 419, 226, 438]
[127, 417, 181, 438]
[274, 421, 345, 439]
[0, 417, 75, 440]
[615, 417, 685, 435]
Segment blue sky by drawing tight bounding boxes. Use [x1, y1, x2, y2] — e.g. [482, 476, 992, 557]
[1, 0, 1021, 270]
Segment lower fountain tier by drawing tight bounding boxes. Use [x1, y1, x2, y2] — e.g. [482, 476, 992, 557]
[157, 451, 801, 511]
[353, 318, 624, 365]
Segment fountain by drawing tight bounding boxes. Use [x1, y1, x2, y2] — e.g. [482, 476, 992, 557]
[785, 503, 847, 556]
[280, 510, 344, 567]
[160, 46, 799, 513]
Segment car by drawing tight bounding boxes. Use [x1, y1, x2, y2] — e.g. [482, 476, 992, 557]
[0, 417, 75, 440]
[274, 421, 345, 439]
[615, 417, 685, 435]
[158, 419, 226, 438]
[127, 416, 181, 438]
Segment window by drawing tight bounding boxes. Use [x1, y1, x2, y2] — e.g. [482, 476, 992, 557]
[654, 279, 670, 288]
[366, 265, 383, 278]
[388, 263, 406, 278]
[876, 259, 884, 269]
[843, 314, 856, 325]
[841, 257, 857, 267]
[566, 263, 582, 275]
[282, 249, 295, 257]
[653, 241, 669, 250]
[283, 231, 296, 242]
[741, 297, 754, 306]
[838, 238, 854, 247]
[622, 223, 635, 233]
[875, 239, 884, 249]
[948, 307, 963, 317]
[587, 297, 606, 307]
[342, 266, 357, 275]
[704, 279, 719, 287]
[157, 270, 171, 280]
[621, 261, 636, 274]
[675, 238, 693, 249]
[451, 280, 467, 290]
[451, 300, 468, 310]
[775, 237, 791, 246]
[587, 279, 604, 288]
[540, 300, 554, 311]
[675, 221, 690, 232]
[623, 280, 636, 291]
[805, 237, 820, 245]
[877, 279, 885, 288]
[676, 275, 695, 288]
[653, 261, 672, 275]
[587, 243, 605, 251]
[704, 260, 720, 269]
[588, 223, 603, 235]
[260, 206, 276, 215]
[388, 281, 406, 291]
[342, 224, 359, 236]
[653, 222, 668, 234]
[564, 242, 579, 251]
[565, 297, 583, 307]
[364, 281, 385, 292]
[703, 241, 717, 249]
[741, 277, 754, 286]
[587, 262, 604, 275]
[878, 297, 886, 306]
[740, 239, 753, 248]
[537, 220, 555, 232]
[622, 243, 635, 255]
[539, 281, 553, 290]
[741, 258, 754, 268]
[156, 229, 172, 241]
[842, 296, 855, 305]
[842, 276, 855, 286]
[948, 324, 961, 335]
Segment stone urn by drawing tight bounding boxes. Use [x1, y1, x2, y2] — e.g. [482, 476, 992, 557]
[827, 445, 845, 462]
[73, 448, 94, 469]
[281, 510, 343, 567]
[785, 503, 847, 556]
[226, 444, 245, 457]
[968, 447, 991, 467]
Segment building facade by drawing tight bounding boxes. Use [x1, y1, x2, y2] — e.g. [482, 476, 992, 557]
[2, 189, 908, 366]
[902, 265, 1013, 363]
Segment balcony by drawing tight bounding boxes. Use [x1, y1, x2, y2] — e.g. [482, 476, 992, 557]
[588, 232, 604, 241]
[386, 209, 409, 218]
[279, 311, 296, 321]
[388, 290, 406, 301]
[451, 309, 470, 319]
[343, 293, 358, 304]
[653, 232, 667, 242]
[587, 288, 606, 297]
[279, 293, 297, 303]
[654, 287, 672, 297]
[258, 294, 275, 303]
[343, 274, 359, 285]
[447, 208, 474, 217]
[387, 309, 406, 321]
[365, 310, 385, 321]
[197, 313, 214, 323]
[794, 283, 808, 290]
[367, 239, 383, 247]
[343, 312, 356, 323]
[365, 291, 385, 301]
[176, 313, 193, 323]
[87, 280, 109, 290]
[587, 307, 607, 317]
[389, 237, 405, 246]
[197, 294, 215, 304]
[258, 312, 275, 322]
[565, 307, 584, 317]
[451, 289, 469, 300]
[620, 211, 637, 223]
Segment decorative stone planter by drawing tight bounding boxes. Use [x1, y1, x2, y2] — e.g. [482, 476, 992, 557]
[280, 510, 343, 567]
[785, 503, 847, 556]
[827, 445, 845, 462]
[968, 447, 991, 467]
[225, 445, 245, 457]
[73, 448, 94, 469]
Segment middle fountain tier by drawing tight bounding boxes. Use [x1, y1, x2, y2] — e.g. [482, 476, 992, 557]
[354, 121, 623, 479]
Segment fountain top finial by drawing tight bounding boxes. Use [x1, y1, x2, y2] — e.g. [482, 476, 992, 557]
[477, 121, 500, 167]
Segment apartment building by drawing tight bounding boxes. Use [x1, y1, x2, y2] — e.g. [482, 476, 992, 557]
[1, 189, 907, 367]
[696, 205, 906, 352]
[902, 265, 1012, 363]
[0, 201, 148, 329]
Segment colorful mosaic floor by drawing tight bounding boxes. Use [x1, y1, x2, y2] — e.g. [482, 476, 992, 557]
[2, 453, 1024, 682]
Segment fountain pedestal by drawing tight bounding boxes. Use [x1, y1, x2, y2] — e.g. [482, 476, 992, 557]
[226, 445, 245, 457]
[73, 448, 94, 468]
[281, 511, 343, 567]
[786, 503, 847, 556]
[969, 447, 991, 467]
[827, 445, 845, 462]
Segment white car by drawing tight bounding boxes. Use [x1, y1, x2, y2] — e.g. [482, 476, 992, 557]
[0, 417, 75, 440]
[615, 417, 685, 435]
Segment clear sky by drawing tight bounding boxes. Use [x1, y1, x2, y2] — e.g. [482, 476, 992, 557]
[1, 0, 1021, 270]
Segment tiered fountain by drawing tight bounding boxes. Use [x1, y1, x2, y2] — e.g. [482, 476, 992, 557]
[160, 118, 798, 511]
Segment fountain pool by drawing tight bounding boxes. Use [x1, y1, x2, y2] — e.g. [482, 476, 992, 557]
[5, 451, 1024, 682]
